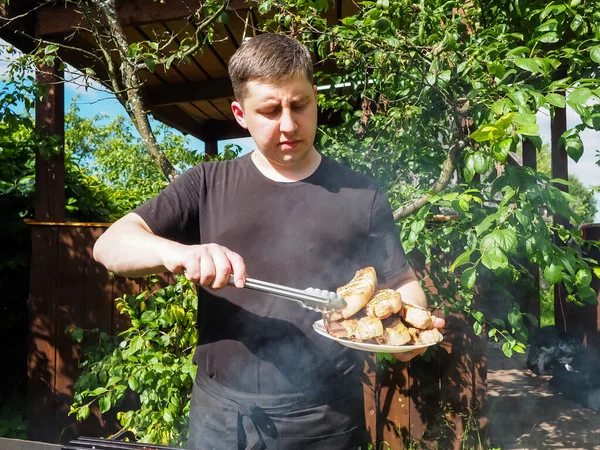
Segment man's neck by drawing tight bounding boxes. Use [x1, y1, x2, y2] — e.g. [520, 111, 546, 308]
[250, 149, 322, 182]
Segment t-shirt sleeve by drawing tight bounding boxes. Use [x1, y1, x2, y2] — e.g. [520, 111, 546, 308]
[367, 187, 412, 287]
[132, 165, 202, 245]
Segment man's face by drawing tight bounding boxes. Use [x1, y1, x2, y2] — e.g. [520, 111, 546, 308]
[231, 75, 318, 169]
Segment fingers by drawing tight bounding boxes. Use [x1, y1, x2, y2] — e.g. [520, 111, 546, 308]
[433, 317, 446, 329]
[226, 249, 246, 287]
[182, 244, 245, 290]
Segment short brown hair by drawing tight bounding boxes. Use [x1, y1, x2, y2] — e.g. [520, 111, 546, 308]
[228, 33, 313, 103]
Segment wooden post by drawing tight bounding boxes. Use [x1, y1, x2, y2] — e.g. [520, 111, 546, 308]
[27, 58, 65, 443]
[205, 138, 218, 157]
[522, 139, 540, 322]
[550, 104, 570, 332]
[35, 61, 65, 221]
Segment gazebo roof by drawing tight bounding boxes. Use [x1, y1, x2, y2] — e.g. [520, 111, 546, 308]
[1, 0, 354, 142]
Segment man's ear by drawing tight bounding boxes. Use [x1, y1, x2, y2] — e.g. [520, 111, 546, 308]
[231, 101, 248, 129]
[313, 85, 318, 99]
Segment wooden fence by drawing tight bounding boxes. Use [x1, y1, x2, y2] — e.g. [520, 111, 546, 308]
[27, 222, 487, 449]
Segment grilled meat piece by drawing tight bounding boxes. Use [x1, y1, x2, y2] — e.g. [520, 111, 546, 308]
[325, 318, 359, 340]
[376, 316, 411, 346]
[365, 289, 402, 320]
[401, 303, 435, 329]
[324, 315, 383, 342]
[356, 316, 384, 341]
[328, 267, 377, 321]
[408, 327, 443, 345]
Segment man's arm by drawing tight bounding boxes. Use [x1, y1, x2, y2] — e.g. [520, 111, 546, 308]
[93, 213, 246, 288]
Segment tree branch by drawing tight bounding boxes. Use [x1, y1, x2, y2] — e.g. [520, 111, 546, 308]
[392, 138, 466, 221]
[90, 0, 177, 182]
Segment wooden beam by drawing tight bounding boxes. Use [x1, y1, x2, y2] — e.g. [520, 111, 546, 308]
[145, 77, 234, 107]
[36, 0, 250, 37]
[35, 62, 65, 222]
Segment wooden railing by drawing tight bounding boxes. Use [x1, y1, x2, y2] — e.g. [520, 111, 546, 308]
[27, 222, 487, 449]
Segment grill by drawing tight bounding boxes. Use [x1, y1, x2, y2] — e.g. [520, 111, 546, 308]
[61, 437, 180, 450]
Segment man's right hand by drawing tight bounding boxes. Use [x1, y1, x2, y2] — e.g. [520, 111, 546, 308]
[94, 213, 246, 289]
[164, 243, 246, 289]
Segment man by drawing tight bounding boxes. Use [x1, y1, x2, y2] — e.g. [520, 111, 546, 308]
[94, 33, 444, 450]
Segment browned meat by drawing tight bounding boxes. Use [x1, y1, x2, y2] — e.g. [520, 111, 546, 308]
[324, 315, 383, 342]
[401, 303, 435, 329]
[408, 327, 443, 345]
[376, 316, 411, 346]
[325, 318, 359, 340]
[328, 266, 377, 321]
[365, 289, 402, 320]
[356, 316, 384, 341]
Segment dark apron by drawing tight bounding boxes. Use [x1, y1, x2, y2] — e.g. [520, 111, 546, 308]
[188, 370, 368, 450]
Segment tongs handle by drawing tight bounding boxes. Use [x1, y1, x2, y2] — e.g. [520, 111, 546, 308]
[227, 275, 346, 312]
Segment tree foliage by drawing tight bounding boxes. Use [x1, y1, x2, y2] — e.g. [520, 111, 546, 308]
[68, 277, 198, 447]
[261, 0, 600, 354]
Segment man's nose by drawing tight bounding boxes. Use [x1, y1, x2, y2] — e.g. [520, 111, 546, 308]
[279, 108, 298, 133]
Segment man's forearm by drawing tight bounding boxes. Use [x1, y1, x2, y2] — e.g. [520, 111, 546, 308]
[93, 213, 183, 277]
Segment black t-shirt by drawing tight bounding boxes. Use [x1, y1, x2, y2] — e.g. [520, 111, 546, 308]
[134, 152, 410, 396]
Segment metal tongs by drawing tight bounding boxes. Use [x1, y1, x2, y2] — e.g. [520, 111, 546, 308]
[228, 275, 346, 313]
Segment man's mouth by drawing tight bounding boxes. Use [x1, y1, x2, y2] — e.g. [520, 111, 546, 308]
[280, 140, 300, 148]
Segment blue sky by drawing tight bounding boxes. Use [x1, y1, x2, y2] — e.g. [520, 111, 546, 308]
[1, 43, 598, 221]
[62, 77, 256, 156]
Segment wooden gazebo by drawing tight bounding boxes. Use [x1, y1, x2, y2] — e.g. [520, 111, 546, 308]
[2, 1, 596, 449]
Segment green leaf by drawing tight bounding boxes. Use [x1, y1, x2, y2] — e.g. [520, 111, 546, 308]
[507, 302, 523, 331]
[481, 229, 517, 253]
[481, 247, 508, 270]
[535, 19, 558, 33]
[450, 250, 474, 272]
[544, 263, 564, 285]
[517, 123, 540, 136]
[590, 46, 600, 64]
[89, 387, 108, 396]
[563, 132, 584, 162]
[493, 139, 512, 162]
[545, 93, 566, 108]
[71, 328, 84, 343]
[475, 214, 496, 236]
[128, 376, 140, 392]
[143, 57, 156, 73]
[77, 405, 90, 421]
[163, 409, 173, 423]
[99, 397, 111, 414]
[575, 269, 592, 287]
[461, 266, 477, 289]
[513, 58, 540, 73]
[537, 32, 559, 43]
[568, 88, 591, 106]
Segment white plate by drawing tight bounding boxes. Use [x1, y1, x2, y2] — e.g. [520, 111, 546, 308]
[312, 319, 442, 353]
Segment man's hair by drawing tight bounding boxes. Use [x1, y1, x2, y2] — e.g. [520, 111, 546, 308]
[228, 33, 313, 103]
